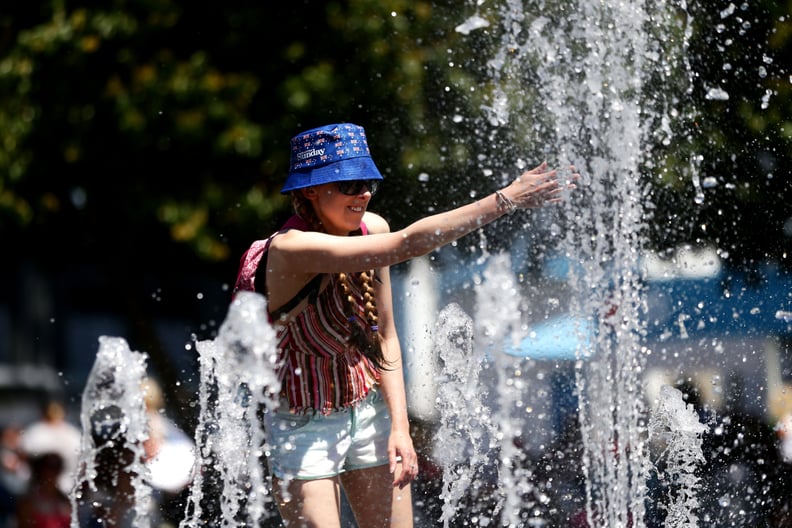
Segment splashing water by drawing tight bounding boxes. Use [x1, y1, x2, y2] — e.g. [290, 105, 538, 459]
[72, 293, 280, 527]
[436, 0, 695, 526]
[475, 254, 545, 526]
[433, 303, 497, 527]
[648, 385, 708, 528]
[475, 253, 523, 348]
[517, 1, 688, 522]
[180, 291, 280, 527]
[71, 336, 152, 528]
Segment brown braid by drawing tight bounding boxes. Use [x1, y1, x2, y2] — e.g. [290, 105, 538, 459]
[359, 270, 379, 330]
[337, 270, 388, 369]
[290, 191, 389, 370]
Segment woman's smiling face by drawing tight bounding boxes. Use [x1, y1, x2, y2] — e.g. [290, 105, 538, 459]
[306, 182, 372, 235]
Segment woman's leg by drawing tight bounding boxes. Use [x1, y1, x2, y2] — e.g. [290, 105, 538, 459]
[340, 464, 413, 528]
[272, 476, 342, 528]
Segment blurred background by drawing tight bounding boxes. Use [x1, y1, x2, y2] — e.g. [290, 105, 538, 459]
[1, 0, 791, 526]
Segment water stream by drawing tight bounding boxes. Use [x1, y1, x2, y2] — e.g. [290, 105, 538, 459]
[439, 0, 700, 526]
[71, 336, 152, 528]
[180, 291, 280, 527]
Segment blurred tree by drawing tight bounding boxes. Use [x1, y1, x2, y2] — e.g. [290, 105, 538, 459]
[0, 0, 277, 407]
[0, 0, 274, 265]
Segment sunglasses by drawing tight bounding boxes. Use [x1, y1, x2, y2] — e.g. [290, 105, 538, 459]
[337, 179, 380, 196]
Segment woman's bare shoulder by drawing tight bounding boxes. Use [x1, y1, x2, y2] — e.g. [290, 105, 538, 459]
[363, 211, 391, 234]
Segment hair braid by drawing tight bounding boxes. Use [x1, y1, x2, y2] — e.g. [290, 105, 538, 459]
[290, 191, 389, 370]
[338, 271, 387, 369]
[359, 270, 379, 330]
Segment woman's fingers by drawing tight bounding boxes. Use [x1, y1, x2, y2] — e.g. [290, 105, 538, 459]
[395, 462, 417, 489]
[391, 450, 418, 488]
[510, 162, 580, 209]
[522, 161, 545, 174]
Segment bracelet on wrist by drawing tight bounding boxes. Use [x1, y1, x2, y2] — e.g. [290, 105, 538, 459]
[495, 190, 517, 214]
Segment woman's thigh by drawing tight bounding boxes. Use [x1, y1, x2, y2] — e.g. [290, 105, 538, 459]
[272, 476, 342, 528]
[341, 464, 413, 528]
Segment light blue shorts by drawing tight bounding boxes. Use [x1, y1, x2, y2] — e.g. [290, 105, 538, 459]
[264, 390, 391, 480]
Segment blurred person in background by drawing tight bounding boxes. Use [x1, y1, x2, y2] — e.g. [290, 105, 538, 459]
[19, 399, 81, 497]
[770, 384, 792, 464]
[141, 378, 195, 525]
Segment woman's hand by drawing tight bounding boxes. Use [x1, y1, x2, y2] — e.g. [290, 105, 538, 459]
[502, 161, 579, 210]
[389, 429, 418, 489]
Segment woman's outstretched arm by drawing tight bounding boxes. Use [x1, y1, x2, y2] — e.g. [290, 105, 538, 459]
[272, 162, 575, 275]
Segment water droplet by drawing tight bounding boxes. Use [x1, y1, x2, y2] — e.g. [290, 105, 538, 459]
[705, 87, 730, 101]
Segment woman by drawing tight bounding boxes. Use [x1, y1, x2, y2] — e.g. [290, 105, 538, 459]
[234, 123, 574, 527]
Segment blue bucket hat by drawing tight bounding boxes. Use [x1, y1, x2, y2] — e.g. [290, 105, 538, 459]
[281, 123, 384, 194]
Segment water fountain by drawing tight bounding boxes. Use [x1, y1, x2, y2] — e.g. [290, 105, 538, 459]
[179, 291, 280, 527]
[425, 0, 698, 525]
[422, 1, 788, 526]
[71, 336, 152, 528]
[648, 385, 708, 527]
[71, 295, 281, 527]
[70, 1, 791, 527]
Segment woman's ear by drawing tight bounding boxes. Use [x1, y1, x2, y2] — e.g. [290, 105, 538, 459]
[301, 187, 317, 199]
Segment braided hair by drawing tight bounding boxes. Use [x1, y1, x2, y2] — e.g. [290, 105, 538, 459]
[291, 192, 389, 370]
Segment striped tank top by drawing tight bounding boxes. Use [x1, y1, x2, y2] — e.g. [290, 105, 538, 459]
[233, 215, 381, 414]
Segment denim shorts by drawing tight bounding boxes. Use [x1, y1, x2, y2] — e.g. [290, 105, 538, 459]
[264, 390, 391, 480]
